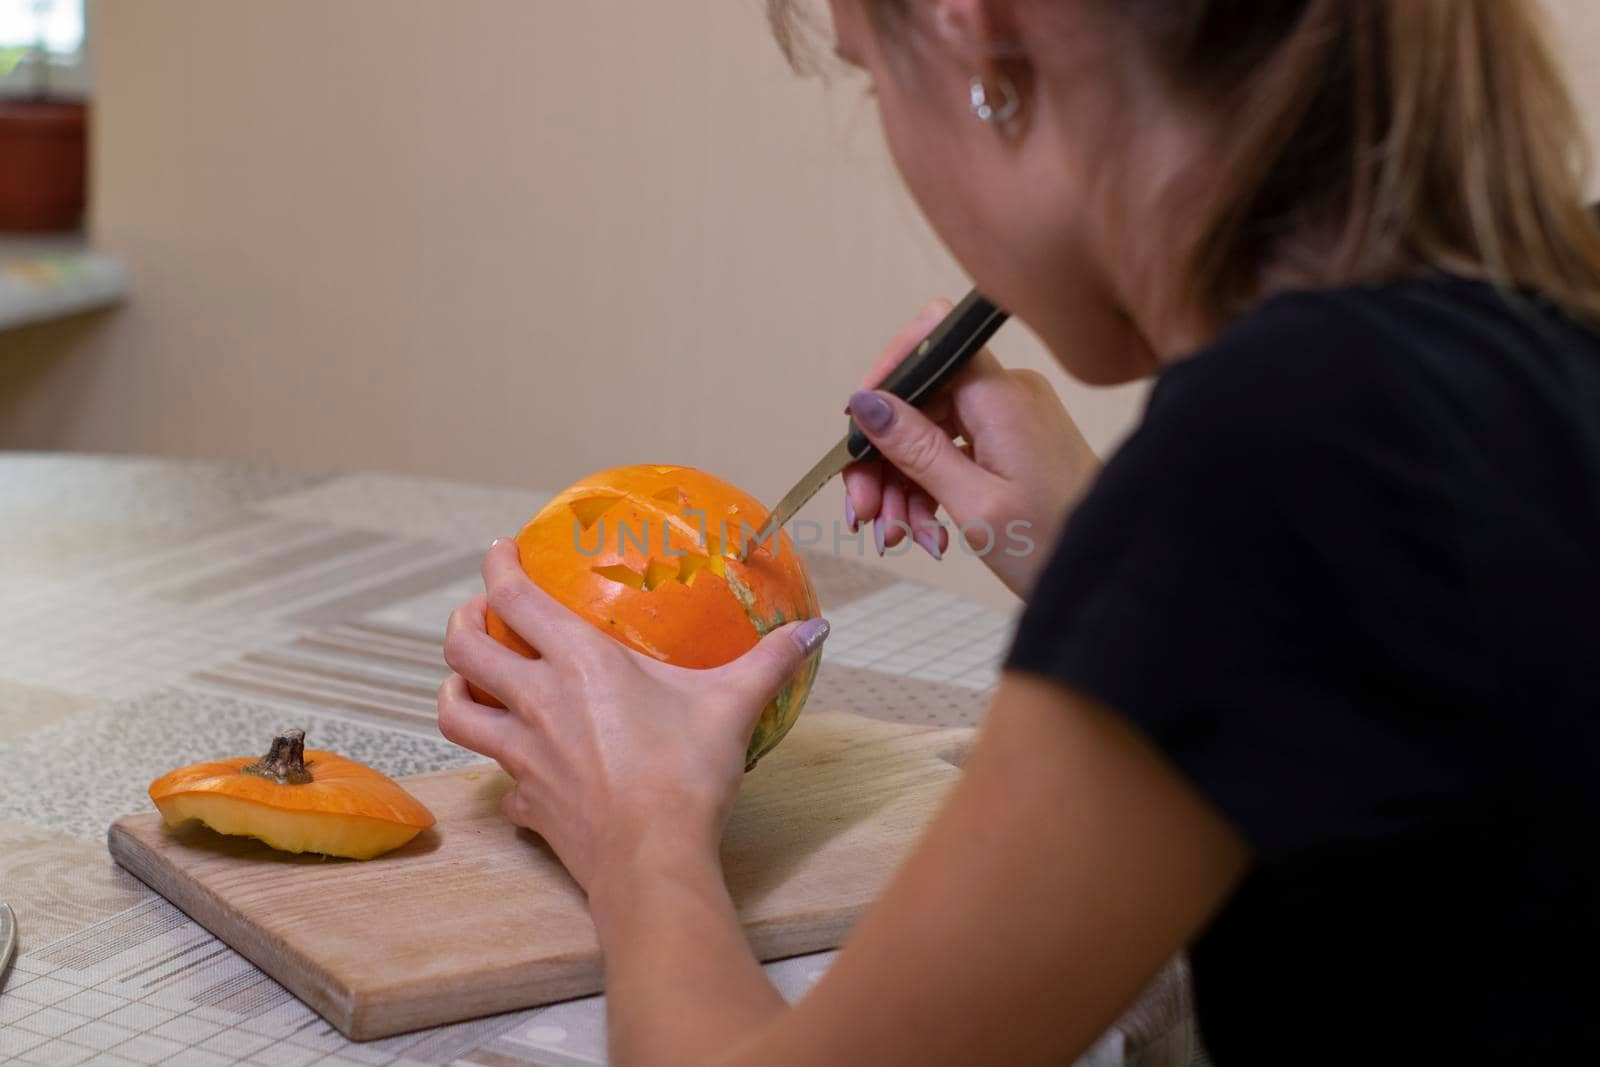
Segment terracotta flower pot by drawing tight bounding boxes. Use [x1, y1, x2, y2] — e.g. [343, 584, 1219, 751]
[0, 98, 88, 233]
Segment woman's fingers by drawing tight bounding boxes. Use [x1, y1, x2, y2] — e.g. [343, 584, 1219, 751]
[908, 486, 947, 560]
[920, 391, 958, 435]
[877, 476, 910, 553]
[442, 606, 549, 710]
[842, 458, 884, 532]
[846, 298, 949, 531]
[501, 788, 530, 829]
[481, 539, 593, 651]
[846, 388, 1003, 523]
[718, 618, 832, 728]
[437, 672, 521, 762]
[843, 300, 996, 531]
[446, 594, 489, 637]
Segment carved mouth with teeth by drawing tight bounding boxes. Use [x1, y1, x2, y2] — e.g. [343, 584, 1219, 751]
[578, 486, 744, 593]
[482, 464, 822, 768]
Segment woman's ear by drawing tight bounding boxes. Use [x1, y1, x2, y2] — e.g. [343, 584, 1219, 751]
[928, 0, 1023, 60]
[928, 0, 1032, 140]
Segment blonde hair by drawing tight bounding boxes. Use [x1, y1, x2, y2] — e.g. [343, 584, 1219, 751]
[770, 0, 1600, 329]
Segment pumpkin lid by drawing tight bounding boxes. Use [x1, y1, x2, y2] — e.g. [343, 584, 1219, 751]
[149, 730, 435, 829]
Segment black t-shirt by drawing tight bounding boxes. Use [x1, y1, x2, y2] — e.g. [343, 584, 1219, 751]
[1004, 275, 1600, 1063]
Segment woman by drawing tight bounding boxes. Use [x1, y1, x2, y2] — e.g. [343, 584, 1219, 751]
[438, 1, 1600, 1062]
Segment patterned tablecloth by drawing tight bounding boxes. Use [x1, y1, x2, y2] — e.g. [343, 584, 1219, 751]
[0, 454, 1199, 1067]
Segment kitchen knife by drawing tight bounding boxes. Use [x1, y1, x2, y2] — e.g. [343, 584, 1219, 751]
[742, 289, 1009, 557]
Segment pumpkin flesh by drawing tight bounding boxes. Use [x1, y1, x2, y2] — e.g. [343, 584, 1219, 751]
[153, 793, 424, 861]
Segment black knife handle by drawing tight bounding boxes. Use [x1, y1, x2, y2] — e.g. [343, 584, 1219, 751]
[847, 288, 1010, 463]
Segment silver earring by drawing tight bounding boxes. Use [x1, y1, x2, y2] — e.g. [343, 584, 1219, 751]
[969, 74, 1020, 127]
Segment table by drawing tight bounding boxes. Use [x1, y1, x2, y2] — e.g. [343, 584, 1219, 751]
[0, 453, 1199, 1067]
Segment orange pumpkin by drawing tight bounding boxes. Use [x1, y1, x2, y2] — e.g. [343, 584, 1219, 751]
[149, 729, 435, 860]
[479, 464, 822, 767]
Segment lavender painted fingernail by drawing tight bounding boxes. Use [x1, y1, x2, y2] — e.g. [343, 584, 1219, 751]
[873, 516, 886, 556]
[915, 529, 943, 561]
[848, 390, 894, 434]
[845, 494, 857, 532]
[793, 618, 831, 656]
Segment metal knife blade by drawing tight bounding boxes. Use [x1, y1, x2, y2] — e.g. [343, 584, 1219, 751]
[742, 435, 855, 558]
[740, 288, 1009, 560]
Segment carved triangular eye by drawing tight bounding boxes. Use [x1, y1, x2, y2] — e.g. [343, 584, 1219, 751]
[642, 558, 677, 591]
[585, 479, 751, 593]
[705, 534, 742, 561]
[652, 486, 689, 508]
[677, 551, 721, 586]
[571, 494, 624, 530]
[592, 564, 644, 589]
[595, 551, 733, 592]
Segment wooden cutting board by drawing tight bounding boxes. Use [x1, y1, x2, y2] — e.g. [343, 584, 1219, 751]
[108, 712, 972, 1041]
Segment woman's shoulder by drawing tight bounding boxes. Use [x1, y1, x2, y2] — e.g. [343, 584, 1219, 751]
[1146, 272, 1597, 443]
[1164, 275, 1492, 390]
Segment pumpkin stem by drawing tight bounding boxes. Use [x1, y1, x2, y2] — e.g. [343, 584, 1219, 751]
[243, 728, 313, 786]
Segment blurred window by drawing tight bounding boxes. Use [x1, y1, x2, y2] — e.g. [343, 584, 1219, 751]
[0, 0, 86, 98]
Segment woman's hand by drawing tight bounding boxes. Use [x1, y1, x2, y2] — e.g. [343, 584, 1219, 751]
[436, 540, 830, 891]
[844, 299, 1100, 598]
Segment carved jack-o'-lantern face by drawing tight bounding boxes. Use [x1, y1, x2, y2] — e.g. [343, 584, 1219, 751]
[481, 464, 822, 768]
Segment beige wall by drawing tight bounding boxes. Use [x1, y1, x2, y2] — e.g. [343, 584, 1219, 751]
[1, 0, 1148, 608]
[1551, 0, 1600, 187]
[3, 1, 1598, 608]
